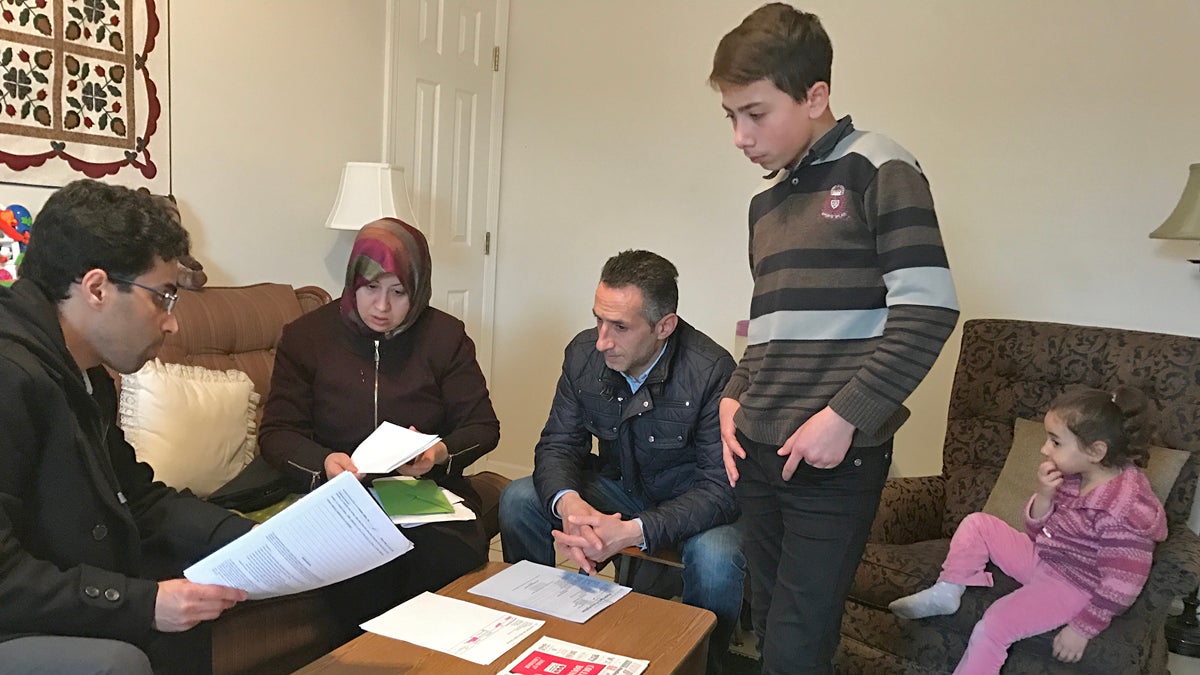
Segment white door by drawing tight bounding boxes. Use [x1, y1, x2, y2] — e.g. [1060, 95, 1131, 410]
[385, 0, 508, 376]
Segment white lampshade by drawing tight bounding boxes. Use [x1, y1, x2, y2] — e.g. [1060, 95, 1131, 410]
[324, 162, 414, 231]
[1149, 164, 1200, 241]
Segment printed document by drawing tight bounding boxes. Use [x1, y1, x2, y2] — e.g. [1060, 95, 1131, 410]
[468, 560, 630, 623]
[184, 471, 412, 599]
[360, 591, 544, 665]
[498, 636, 649, 675]
[351, 421, 442, 473]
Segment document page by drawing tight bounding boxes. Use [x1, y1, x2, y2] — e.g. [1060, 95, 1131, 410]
[360, 591, 544, 666]
[351, 421, 442, 473]
[184, 471, 412, 599]
[468, 560, 631, 623]
[498, 636, 649, 675]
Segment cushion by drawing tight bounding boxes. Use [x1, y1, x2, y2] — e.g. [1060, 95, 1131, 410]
[119, 359, 259, 498]
[982, 417, 1189, 530]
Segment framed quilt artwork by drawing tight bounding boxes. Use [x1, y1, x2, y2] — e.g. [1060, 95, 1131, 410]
[0, 0, 169, 191]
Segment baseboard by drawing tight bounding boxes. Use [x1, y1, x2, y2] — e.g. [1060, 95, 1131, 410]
[472, 457, 531, 480]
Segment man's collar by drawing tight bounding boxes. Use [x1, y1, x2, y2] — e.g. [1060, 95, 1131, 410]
[765, 115, 855, 180]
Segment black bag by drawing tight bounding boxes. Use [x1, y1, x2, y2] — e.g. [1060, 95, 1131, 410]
[206, 455, 293, 513]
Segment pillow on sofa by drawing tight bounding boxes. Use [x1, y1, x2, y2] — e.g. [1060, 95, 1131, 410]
[119, 359, 260, 498]
[982, 417, 1189, 530]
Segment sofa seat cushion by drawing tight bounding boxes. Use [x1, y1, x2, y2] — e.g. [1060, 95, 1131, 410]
[846, 539, 1153, 672]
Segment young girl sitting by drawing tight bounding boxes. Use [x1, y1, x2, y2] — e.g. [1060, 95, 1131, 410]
[889, 386, 1168, 673]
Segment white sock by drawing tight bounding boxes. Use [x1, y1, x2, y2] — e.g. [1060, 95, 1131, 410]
[888, 581, 965, 619]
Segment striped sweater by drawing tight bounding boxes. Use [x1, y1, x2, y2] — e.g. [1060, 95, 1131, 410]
[723, 116, 959, 447]
[1024, 466, 1168, 639]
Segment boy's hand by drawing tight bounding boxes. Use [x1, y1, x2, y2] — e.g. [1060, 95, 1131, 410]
[778, 407, 855, 479]
[1037, 460, 1063, 499]
[719, 397, 745, 487]
[1052, 626, 1088, 663]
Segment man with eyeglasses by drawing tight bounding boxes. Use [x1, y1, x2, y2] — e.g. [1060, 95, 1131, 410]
[0, 180, 254, 674]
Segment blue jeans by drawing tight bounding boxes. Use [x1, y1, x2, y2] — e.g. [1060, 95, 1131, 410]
[500, 474, 744, 674]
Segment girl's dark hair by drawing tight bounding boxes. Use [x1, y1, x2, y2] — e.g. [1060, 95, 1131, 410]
[1049, 386, 1154, 468]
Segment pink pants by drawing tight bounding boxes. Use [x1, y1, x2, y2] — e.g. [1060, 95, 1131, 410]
[939, 512, 1090, 675]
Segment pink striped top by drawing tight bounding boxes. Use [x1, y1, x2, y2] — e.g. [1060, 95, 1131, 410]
[1024, 466, 1167, 638]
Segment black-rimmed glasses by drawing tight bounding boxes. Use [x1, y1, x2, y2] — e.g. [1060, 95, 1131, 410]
[110, 276, 178, 314]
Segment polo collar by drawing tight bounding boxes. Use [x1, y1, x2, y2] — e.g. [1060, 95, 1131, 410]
[765, 115, 856, 180]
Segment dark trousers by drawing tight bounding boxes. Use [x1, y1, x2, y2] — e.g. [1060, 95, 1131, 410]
[735, 431, 892, 675]
[319, 518, 489, 645]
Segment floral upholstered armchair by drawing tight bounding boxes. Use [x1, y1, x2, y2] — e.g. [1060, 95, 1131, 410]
[836, 319, 1200, 674]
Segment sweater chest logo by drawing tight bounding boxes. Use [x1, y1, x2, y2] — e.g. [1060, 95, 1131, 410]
[821, 184, 849, 220]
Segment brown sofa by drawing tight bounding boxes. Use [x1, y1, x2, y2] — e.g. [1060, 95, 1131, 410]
[836, 319, 1200, 674]
[122, 282, 508, 674]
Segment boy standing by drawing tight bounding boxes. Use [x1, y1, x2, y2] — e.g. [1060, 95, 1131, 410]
[709, 5, 959, 673]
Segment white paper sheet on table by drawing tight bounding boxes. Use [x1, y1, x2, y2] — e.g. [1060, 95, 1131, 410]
[468, 560, 631, 623]
[350, 421, 442, 473]
[360, 591, 544, 665]
[184, 471, 412, 599]
[497, 636, 649, 675]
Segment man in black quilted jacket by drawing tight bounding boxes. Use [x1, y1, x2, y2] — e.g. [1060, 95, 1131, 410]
[500, 249, 744, 675]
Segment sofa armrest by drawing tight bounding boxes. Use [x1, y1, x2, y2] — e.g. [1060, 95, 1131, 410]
[1141, 525, 1200, 609]
[868, 476, 946, 545]
[466, 471, 510, 541]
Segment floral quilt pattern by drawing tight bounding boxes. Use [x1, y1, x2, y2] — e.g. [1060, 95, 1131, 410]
[0, 0, 168, 190]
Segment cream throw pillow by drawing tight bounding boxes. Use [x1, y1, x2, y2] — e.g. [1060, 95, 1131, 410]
[982, 417, 1189, 530]
[119, 359, 259, 498]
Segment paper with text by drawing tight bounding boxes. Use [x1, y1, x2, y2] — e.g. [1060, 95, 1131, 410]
[184, 471, 412, 599]
[351, 421, 442, 473]
[361, 591, 544, 665]
[498, 636, 649, 675]
[468, 560, 631, 623]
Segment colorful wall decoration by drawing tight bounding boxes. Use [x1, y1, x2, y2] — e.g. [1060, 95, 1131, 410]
[0, 0, 169, 191]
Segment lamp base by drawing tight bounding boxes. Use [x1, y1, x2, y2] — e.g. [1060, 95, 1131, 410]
[1167, 587, 1200, 657]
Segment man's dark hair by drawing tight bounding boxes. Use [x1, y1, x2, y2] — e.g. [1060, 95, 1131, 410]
[600, 250, 678, 325]
[709, 3, 833, 103]
[19, 179, 190, 300]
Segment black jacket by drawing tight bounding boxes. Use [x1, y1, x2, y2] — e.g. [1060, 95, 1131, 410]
[532, 318, 737, 552]
[0, 280, 253, 645]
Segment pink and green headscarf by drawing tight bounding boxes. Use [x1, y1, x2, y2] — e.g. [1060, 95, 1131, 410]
[339, 218, 432, 337]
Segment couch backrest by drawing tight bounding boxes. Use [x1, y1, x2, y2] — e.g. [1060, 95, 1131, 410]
[942, 319, 1200, 537]
[123, 283, 332, 425]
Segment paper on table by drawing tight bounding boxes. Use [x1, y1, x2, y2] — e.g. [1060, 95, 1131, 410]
[184, 472, 412, 599]
[361, 591, 544, 666]
[351, 421, 442, 473]
[497, 636, 649, 675]
[468, 560, 631, 623]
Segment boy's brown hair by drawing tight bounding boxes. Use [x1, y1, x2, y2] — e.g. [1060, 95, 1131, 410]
[709, 3, 832, 103]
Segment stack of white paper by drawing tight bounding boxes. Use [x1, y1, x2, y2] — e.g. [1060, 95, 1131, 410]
[468, 560, 631, 623]
[351, 421, 442, 473]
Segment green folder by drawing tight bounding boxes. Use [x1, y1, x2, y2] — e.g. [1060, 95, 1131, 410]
[372, 478, 455, 516]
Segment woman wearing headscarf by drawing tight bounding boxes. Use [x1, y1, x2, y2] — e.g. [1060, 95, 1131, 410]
[259, 218, 496, 636]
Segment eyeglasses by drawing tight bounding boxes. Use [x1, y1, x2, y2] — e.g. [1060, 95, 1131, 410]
[110, 276, 179, 314]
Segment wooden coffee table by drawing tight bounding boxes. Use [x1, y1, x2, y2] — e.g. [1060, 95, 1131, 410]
[294, 561, 716, 674]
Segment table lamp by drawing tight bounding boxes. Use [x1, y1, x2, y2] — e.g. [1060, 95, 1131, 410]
[1149, 163, 1200, 264]
[325, 162, 416, 231]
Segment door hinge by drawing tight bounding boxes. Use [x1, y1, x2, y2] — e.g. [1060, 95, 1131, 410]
[492, 46, 500, 72]
[484, 231, 492, 255]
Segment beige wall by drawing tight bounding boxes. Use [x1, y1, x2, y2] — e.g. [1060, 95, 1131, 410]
[485, 0, 1200, 478]
[4, 0, 387, 293]
[8, 1, 1200, 482]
